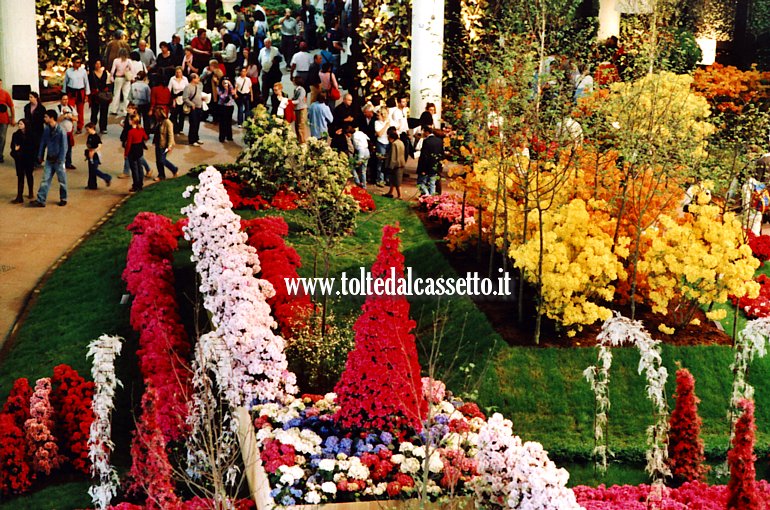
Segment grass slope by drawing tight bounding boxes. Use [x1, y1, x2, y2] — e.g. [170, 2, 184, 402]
[3, 176, 770, 508]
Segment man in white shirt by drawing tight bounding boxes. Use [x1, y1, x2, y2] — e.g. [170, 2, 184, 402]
[258, 38, 281, 102]
[389, 95, 410, 135]
[290, 41, 313, 85]
[62, 56, 90, 133]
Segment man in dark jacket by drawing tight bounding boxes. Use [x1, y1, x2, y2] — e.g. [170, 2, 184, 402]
[416, 126, 444, 196]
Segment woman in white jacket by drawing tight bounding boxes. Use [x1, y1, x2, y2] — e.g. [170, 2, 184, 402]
[109, 49, 134, 115]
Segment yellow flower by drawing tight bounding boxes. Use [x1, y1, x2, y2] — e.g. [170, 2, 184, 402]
[658, 324, 676, 335]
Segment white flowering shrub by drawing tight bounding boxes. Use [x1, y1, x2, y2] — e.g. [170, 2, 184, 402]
[728, 317, 770, 437]
[473, 413, 582, 510]
[86, 334, 123, 510]
[583, 313, 669, 481]
[182, 167, 297, 408]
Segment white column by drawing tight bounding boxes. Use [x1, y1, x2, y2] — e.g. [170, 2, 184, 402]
[155, 0, 188, 53]
[410, 0, 444, 120]
[0, 0, 39, 105]
[597, 0, 620, 40]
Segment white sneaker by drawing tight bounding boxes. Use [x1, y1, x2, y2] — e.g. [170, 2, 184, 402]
[193, 141, 203, 147]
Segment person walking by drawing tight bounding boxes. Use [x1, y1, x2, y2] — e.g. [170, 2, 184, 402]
[279, 9, 298, 63]
[109, 48, 134, 115]
[218, 78, 236, 142]
[56, 94, 78, 170]
[149, 75, 172, 118]
[124, 114, 149, 192]
[24, 91, 45, 151]
[84, 122, 112, 189]
[88, 59, 111, 134]
[168, 67, 189, 134]
[234, 66, 253, 126]
[308, 92, 333, 139]
[0, 78, 15, 163]
[383, 127, 405, 199]
[10, 120, 36, 203]
[183, 73, 204, 146]
[416, 126, 444, 196]
[129, 71, 152, 129]
[292, 75, 309, 143]
[30, 110, 68, 207]
[152, 107, 178, 180]
[62, 56, 90, 134]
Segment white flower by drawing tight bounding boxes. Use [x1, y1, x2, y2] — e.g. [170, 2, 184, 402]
[412, 446, 426, 458]
[400, 457, 421, 474]
[390, 454, 405, 464]
[399, 442, 415, 454]
[319, 459, 336, 471]
[347, 457, 370, 480]
[304, 491, 321, 504]
[427, 452, 444, 473]
[321, 481, 337, 494]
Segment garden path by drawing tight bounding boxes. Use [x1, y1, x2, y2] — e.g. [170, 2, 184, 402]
[0, 110, 244, 347]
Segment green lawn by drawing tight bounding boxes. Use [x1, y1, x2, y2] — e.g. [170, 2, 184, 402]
[3, 175, 770, 507]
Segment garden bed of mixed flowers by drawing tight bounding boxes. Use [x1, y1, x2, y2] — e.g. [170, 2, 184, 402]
[252, 384, 484, 506]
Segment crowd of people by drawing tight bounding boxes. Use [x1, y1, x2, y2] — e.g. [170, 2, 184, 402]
[0, 0, 446, 208]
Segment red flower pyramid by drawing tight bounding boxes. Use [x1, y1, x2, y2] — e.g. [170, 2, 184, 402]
[334, 224, 427, 433]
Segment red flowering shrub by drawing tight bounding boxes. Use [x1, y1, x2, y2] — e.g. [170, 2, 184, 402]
[0, 414, 32, 496]
[747, 231, 770, 262]
[223, 178, 270, 210]
[668, 368, 707, 483]
[345, 186, 376, 212]
[242, 216, 313, 339]
[271, 188, 300, 210]
[126, 389, 180, 509]
[222, 178, 301, 211]
[123, 212, 192, 442]
[334, 225, 427, 433]
[50, 364, 95, 473]
[731, 274, 770, 319]
[24, 378, 63, 476]
[0, 378, 33, 495]
[728, 399, 762, 510]
[2, 378, 32, 425]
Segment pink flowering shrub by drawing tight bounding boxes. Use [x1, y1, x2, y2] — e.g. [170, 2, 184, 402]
[574, 481, 770, 509]
[123, 212, 192, 441]
[419, 193, 476, 226]
[24, 378, 63, 476]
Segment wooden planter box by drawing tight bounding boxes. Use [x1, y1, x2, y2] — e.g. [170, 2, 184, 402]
[235, 408, 473, 510]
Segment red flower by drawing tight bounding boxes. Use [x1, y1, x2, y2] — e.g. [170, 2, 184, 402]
[728, 399, 761, 510]
[123, 213, 193, 442]
[668, 368, 707, 483]
[50, 365, 95, 473]
[345, 186, 376, 212]
[458, 402, 486, 420]
[386, 481, 402, 497]
[334, 225, 427, 434]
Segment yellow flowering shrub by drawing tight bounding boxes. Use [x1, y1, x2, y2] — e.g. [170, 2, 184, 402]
[509, 199, 629, 328]
[638, 204, 760, 328]
[603, 72, 716, 162]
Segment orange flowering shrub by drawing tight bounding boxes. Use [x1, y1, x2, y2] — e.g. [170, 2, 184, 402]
[692, 63, 769, 115]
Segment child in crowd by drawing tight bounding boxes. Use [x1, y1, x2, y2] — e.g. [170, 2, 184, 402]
[124, 114, 149, 192]
[84, 123, 112, 189]
[118, 103, 152, 179]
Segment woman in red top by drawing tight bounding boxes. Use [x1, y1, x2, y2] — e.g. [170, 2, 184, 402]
[124, 114, 149, 192]
[149, 75, 172, 119]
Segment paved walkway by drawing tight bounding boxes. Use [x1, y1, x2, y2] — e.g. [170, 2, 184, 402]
[0, 110, 245, 345]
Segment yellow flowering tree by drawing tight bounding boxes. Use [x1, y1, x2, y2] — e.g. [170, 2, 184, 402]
[638, 204, 760, 330]
[510, 199, 629, 332]
[593, 72, 716, 318]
